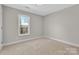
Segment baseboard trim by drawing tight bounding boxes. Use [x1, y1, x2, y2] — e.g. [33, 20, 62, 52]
[3, 36, 42, 46]
[46, 36, 79, 48]
[3, 36, 79, 48]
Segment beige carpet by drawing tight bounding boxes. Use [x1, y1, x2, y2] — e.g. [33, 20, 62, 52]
[0, 38, 79, 55]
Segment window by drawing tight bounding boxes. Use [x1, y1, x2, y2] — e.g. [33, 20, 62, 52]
[18, 15, 30, 36]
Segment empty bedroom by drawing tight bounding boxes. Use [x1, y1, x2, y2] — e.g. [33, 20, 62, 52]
[0, 4, 79, 55]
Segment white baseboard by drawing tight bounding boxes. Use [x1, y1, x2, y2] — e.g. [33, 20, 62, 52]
[3, 36, 79, 48]
[46, 36, 79, 48]
[3, 36, 42, 46]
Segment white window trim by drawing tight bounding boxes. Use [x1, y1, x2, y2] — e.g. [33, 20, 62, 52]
[18, 14, 30, 36]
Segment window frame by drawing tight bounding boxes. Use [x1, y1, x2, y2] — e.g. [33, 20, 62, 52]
[18, 14, 30, 36]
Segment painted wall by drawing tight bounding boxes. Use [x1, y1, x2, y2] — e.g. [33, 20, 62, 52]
[3, 6, 43, 44]
[44, 5, 79, 45]
[3, 4, 79, 45]
[0, 5, 2, 46]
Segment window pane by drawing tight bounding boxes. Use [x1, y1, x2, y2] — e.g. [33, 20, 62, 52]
[19, 15, 30, 35]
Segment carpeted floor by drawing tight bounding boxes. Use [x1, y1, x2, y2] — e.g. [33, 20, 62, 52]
[0, 38, 79, 55]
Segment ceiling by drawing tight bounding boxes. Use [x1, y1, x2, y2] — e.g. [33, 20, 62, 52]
[4, 4, 75, 16]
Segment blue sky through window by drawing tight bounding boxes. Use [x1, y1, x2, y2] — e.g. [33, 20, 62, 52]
[20, 16, 29, 25]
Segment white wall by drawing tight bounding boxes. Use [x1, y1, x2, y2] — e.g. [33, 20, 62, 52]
[0, 5, 2, 49]
[44, 5, 79, 45]
[2, 4, 79, 46]
[3, 6, 43, 44]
